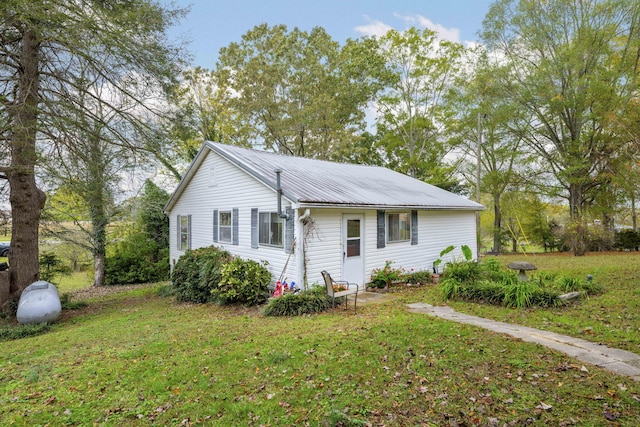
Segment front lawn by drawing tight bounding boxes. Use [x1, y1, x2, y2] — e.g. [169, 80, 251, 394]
[1, 252, 639, 425]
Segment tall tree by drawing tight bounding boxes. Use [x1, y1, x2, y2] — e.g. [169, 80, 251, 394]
[0, 0, 185, 303]
[215, 24, 386, 158]
[156, 67, 241, 182]
[448, 49, 535, 253]
[41, 68, 152, 287]
[375, 27, 465, 187]
[481, 0, 640, 254]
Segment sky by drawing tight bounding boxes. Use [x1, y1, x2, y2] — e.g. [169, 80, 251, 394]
[165, 0, 495, 69]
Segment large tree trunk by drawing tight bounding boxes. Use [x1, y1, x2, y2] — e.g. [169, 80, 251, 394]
[94, 253, 106, 287]
[6, 28, 45, 304]
[568, 182, 588, 256]
[493, 196, 502, 253]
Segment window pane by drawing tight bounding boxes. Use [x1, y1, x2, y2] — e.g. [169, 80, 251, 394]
[271, 213, 282, 246]
[220, 227, 231, 242]
[388, 212, 410, 242]
[180, 216, 189, 250]
[347, 239, 360, 257]
[388, 213, 399, 241]
[219, 211, 231, 226]
[347, 220, 360, 238]
[399, 213, 410, 240]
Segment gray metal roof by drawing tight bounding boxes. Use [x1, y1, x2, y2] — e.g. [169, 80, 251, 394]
[166, 141, 484, 212]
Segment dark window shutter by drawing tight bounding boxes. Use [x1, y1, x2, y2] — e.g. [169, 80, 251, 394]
[232, 208, 239, 245]
[284, 208, 294, 253]
[377, 210, 385, 249]
[176, 215, 181, 248]
[251, 208, 259, 249]
[411, 210, 418, 245]
[212, 210, 218, 243]
[187, 215, 192, 250]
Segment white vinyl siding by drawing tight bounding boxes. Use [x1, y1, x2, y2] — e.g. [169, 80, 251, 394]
[168, 150, 296, 282]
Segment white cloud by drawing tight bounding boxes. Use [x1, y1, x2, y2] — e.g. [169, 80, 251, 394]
[354, 16, 393, 38]
[394, 13, 461, 43]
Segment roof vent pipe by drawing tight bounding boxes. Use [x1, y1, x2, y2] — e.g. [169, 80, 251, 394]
[275, 169, 289, 220]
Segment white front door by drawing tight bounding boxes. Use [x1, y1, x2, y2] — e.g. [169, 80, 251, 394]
[342, 214, 364, 288]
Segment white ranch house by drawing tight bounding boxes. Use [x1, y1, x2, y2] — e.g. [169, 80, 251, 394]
[165, 142, 484, 289]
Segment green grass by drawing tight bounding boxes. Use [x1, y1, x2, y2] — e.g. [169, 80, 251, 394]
[56, 271, 94, 293]
[428, 252, 640, 353]
[1, 253, 640, 425]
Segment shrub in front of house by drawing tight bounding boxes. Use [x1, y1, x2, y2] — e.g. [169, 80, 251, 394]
[171, 246, 234, 303]
[264, 286, 331, 316]
[212, 258, 271, 306]
[369, 260, 405, 288]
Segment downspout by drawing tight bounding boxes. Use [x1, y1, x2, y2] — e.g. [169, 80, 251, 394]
[275, 169, 289, 220]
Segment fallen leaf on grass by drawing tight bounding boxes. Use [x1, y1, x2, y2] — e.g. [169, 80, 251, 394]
[536, 402, 553, 411]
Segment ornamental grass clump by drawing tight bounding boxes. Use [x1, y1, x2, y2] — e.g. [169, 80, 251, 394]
[264, 286, 332, 316]
[439, 257, 596, 309]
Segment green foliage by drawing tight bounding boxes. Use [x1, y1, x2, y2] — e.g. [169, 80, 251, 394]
[404, 270, 433, 285]
[105, 181, 171, 286]
[216, 24, 386, 158]
[369, 261, 405, 288]
[441, 259, 481, 283]
[171, 246, 234, 303]
[0, 323, 51, 342]
[263, 286, 331, 316]
[105, 227, 169, 286]
[481, 0, 640, 238]
[138, 180, 171, 247]
[38, 252, 71, 285]
[615, 230, 640, 251]
[213, 258, 271, 306]
[460, 244, 473, 261]
[376, 27, 464, 184]
[440, 257, 595, 308]
[440, 277, 463, 300]
[433, 245, 455, 273]
[503, 281, 535, 308]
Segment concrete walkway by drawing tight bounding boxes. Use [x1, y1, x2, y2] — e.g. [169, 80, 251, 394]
[407, 302, 640, 382]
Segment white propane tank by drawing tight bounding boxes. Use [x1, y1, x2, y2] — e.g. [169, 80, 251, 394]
[16, 281, 62, 324]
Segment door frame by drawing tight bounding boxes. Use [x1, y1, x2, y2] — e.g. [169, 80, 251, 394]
[342, 213, 364, 288]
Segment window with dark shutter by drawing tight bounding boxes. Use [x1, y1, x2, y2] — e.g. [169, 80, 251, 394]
[377, 210, 385, 248]
[411, 210, 418, 245]
[251, 208, 259, 249]
[232, 208, 239, 245]
[212, 210, 219, 243]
